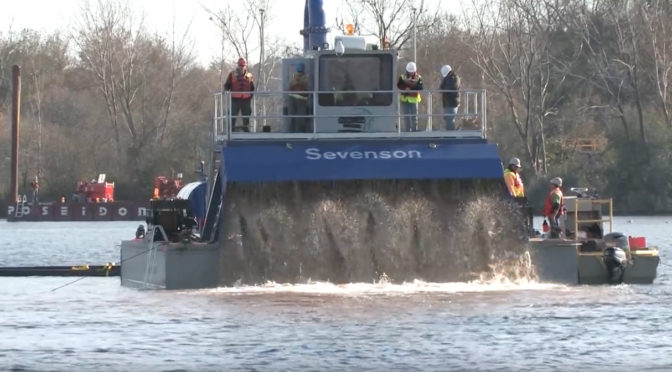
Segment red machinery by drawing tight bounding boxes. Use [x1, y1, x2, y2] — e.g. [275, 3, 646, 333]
[75, 174, 114, 203]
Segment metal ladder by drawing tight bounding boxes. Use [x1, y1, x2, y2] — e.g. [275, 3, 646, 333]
[573, 198, 614, 239]
[13, 195, 27, 218]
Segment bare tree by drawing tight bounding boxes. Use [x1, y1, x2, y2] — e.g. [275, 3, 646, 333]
[573, 0, 653, 148]
[641, 0, 672, 129]
[613, 1, 648, 146]
[205, 1, 266, 65]
[72, 0, 193, 180]
[205, 0, 283, 132]
[466, 0, 580, 175]
[335, 0, 440, 53]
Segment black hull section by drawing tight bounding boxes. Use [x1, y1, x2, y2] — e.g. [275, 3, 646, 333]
[0, 265, 119, 277]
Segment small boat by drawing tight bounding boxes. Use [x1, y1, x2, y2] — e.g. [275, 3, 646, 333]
[529, 188, 660, 285]
[119, 173, 215, 289]
[119, 197, 218, 289]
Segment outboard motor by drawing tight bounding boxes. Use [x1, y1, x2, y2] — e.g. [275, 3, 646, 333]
[602, 232, 630, 284]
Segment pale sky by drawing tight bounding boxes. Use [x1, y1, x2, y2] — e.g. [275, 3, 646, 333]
[1, 0, 343, 67]
[3, 0, 454, 67]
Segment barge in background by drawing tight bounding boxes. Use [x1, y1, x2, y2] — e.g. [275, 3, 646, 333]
[6, 174, 148, 222]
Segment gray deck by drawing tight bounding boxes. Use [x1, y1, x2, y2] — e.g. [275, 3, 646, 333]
[120, 239, 220, 289]
[529, 238, 659, 285]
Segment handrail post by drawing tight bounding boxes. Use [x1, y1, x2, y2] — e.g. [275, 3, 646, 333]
[609, 199, 613, 233]
[313, 89, 318, 136]
[482, 90, 487, 139]
[252, 96, 257, 132]
[574, 199, 579, 241]
[427, 92, 432, 131]
[396, 91, 401, 135]
[213, 93, 218, 142]
[226, 92, 232, 141]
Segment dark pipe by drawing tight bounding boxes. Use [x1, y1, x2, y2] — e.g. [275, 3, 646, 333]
[308, 0, 327, 50]
[302, 0, 309, 51]
[0, 265, 120, 277]
[11, 65, 21, 205]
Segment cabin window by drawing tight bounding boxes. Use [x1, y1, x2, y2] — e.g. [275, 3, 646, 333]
[318, 54, 394, 106]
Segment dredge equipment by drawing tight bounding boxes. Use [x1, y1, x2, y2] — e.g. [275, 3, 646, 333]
[120, 0, 527, 289]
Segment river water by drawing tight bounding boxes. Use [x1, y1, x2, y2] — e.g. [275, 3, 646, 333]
[1, 217, 670, 371]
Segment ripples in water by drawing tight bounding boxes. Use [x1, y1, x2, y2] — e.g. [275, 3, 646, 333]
[0, 218, 671, 370]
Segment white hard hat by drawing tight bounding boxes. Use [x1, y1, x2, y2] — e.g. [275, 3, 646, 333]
[550, 177, 563, 186]
[441, 65, 452, 77]
[508, 157, 521, 168]
[406, 62, 417, 73]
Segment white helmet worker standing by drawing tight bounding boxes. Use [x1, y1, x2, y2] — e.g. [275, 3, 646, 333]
[439, 63, 460, 131]
[503, 157, 524, 197]
[398, 61, 423, 132]
[550, 177, 563, 187]
[440, 64, 452, 78]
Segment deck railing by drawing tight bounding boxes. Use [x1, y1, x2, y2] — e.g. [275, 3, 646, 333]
[213, 89, 487, 142]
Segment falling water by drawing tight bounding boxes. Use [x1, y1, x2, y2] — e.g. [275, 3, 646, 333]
[218, 180, 534, 285]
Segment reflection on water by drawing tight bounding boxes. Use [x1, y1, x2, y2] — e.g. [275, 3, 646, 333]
[0, 217, 671, 370]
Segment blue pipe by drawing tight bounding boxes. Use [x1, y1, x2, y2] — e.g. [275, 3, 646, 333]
[308, 0, 327, 50]
[302, 0, 309, 51]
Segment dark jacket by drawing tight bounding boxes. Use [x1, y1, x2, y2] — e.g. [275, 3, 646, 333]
[397, 72, 424, 90]
[440, 71, 460, 108]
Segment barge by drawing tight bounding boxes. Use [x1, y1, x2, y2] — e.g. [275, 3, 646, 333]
[119, 0, 659, 289]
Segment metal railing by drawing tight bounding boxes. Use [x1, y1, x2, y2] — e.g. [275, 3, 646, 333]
[572, 198, 613, 240]
[213, 89, 487, 142]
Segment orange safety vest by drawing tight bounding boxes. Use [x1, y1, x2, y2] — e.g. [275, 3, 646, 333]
[503, 168, 524, 197]
[399, 73, 422, 103]
[229, 72, 253, 99]
[542, 188, 564, 217]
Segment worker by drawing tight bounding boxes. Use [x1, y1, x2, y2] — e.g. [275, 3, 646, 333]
[397, 62, 423, 132]
[30, 176, 39, 203]
[439, 64, 460, 130]
[224, 57, 255, 132]
[543, 177, 564, 239]
[288, 62, 311, 133]
[382, 37, 390, 50]
[135, 225, 146, 240]
[503, 157, 531, 237]
[503, 157, 525, 198]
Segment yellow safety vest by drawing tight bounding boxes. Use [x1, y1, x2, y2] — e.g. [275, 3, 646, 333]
[503, 168, 525, 197]
[399, 74, 422, 104]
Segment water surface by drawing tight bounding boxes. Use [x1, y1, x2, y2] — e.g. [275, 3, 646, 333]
[1, 217, 670, 371]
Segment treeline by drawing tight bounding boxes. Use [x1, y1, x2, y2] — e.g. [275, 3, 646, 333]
[0, 1, 219, 210]
[416, 0, 672, 214]
[2, 0, 672, 214]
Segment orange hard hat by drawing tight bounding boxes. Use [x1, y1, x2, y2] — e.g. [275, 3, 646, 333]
[238, 57, 247, 67]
